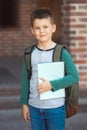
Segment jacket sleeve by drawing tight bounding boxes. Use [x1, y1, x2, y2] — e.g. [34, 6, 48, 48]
[20, 59, 30, 105]
[50, 48, 80, 91]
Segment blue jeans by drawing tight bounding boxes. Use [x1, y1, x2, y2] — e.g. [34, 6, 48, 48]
[29, 105, 66, 130]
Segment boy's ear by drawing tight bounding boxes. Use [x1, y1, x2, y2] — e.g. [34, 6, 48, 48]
[31, 28, 34, 35]
[52, 24, 56, 33]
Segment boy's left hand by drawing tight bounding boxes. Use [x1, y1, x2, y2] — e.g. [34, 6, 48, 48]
[37, 77, 52, 94]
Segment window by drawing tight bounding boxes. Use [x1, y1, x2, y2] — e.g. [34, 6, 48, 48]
[0, 0, 18, 28]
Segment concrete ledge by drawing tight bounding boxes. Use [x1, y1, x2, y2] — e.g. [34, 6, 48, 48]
[0, 96, 20, 110]
[0, 95, 87, 112]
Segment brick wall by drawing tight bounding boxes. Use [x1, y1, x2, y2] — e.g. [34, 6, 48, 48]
[0, 0, 37, 56]
[0, 0, 87, 90]
[61, 0, 87, 89]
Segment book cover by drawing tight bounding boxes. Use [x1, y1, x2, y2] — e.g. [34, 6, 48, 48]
[38, 62, 65, 100]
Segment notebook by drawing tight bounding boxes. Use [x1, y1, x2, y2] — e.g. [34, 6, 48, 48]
[38, 62, 65, 100]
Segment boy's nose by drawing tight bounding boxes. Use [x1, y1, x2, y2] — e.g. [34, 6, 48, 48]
[40, 28, 45, 33]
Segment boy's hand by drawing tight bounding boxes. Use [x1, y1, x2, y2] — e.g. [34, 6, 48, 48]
[21, 105, 30, 122]
[38, 77, 52, 93]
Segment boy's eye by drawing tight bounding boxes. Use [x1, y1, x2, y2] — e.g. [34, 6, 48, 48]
[33, 25, 49, 31]
[44, 26, 48, 28]
[34, 27, 40, 30]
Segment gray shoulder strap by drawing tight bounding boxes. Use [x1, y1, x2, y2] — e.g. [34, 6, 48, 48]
[53, 44, 64, 62]
[24, 44, 36, 70]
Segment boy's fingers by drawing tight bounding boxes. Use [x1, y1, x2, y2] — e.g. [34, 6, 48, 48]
[24, 113, 30, 122]
[27, 112, 30, 120]
[39, 77, 46, 81]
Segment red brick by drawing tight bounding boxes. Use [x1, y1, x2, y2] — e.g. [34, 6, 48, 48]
[79, 42, 87, 46]
[79, 54, 87, 58]
[70, 24, 86, 28]
[79, 72, 87, 76]
[79, 83, 87, 90]
[63, 6, 76, 11]
[80, 78, 87, 82]
[74, 60, 86, 64]
[79, 30, 87, 34]
[70, 48, 86, 53]
[65, 12, 87, 16]
[62, 1, 87, 90]
[79, 18, 87, 22]
[79, 5, 87, 10]
[63, 18, 76, 22]
[66, 0, 87, 4]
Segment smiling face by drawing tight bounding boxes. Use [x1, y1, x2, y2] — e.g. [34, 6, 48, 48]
[31, 17, 56, 44]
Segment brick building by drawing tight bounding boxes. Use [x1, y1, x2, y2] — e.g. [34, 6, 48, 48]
[0, 0, 87, 90]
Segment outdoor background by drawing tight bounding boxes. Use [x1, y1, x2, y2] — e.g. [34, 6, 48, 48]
[0, 0, 87, 130]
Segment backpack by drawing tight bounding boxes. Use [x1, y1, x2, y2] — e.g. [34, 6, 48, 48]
[24, 44, 79, 118]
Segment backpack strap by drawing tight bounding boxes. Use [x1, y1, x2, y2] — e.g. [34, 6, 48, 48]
[53, 44, 64, 62]
[53, 44, 71, 103]
[54, 44, 79, 118]
[24, 44, 36, 79]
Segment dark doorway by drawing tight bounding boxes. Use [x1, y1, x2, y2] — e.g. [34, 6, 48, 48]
[0, 0, 18, 28]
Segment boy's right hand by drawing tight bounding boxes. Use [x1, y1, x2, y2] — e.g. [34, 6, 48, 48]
[21, 104, 30, 122]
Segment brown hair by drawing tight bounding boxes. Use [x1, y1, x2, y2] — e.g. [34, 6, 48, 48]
[30, 8, 55, 27]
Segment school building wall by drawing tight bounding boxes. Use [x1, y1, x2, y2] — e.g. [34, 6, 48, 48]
[62, 0, 87, 90]
[0, 0, 37, 56]
[0, 0, 87, 90]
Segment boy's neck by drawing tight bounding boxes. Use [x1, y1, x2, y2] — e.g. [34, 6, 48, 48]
[37, 41, 56, 50]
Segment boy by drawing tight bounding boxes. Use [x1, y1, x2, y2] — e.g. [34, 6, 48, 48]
[20, 8, 79, 130]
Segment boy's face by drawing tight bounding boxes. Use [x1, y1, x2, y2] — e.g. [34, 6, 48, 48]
[31, 17, 56, 43]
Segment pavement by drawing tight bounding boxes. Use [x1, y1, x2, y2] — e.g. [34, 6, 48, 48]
[0, 56, 87, 130]
[0, 109, 87, 130]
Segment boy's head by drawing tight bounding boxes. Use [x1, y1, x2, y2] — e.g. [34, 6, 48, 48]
[30, 8, 55, 27]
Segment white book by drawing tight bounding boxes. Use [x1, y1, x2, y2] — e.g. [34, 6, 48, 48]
[38, 62, 65, 100]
